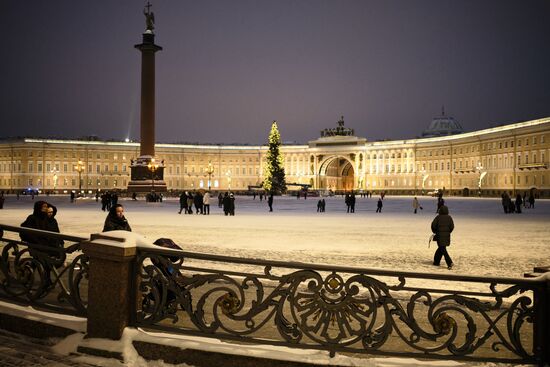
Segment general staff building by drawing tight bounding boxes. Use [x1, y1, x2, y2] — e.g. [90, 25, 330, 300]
[0, 115, 549, 197]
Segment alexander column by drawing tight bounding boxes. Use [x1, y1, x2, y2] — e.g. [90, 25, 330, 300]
[128, 2, 167, 193]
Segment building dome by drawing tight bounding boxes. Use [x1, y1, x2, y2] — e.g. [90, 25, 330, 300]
[422, 108, 464, 137]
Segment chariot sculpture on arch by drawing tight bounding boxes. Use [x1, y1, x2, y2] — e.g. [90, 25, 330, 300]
[144, 2, 155, 32]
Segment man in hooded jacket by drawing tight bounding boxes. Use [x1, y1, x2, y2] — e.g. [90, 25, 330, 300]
[431, 205, 454, 269]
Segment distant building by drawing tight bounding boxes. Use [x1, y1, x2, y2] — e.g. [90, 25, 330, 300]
[422, 108, 464, 137]
[0, 116, 548, 197]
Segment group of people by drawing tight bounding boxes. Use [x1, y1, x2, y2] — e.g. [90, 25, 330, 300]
[179, 191, 211, 215]
[501, 191, 536, 214]
[98, 191, 119, 212]
[20, 186, 516, 275]
[344, 193, 356, 213]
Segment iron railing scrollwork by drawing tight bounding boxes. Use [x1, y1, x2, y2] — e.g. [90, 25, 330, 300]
[0, 224, 89, 316]
[136, 248, 548, 364]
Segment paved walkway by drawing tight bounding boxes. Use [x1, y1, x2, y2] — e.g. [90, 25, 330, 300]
[0, 330, 95, 367]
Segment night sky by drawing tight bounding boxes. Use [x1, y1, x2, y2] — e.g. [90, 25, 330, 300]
[2, 1, 550, 144]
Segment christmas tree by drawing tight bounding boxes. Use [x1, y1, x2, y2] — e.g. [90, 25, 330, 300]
[263, 121, 287, 194]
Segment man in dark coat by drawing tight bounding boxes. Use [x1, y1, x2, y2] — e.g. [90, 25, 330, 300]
[103, 204, 132, 232]
[267, 193, 273, 212]
[376, 198, 383, 213]
[20, 201, 50, 245]
[194, 191, 203, 214]
[21, 201, 65, 272]
[431, 205, 454, 269]
[222, 192, 230, 215]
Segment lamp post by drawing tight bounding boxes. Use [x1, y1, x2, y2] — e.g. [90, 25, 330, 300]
[50, 168, 59, 193]
[147, 158, 159, 192]
[74, 160, 84, 194]
[226, 170, 232, 191]
[476, 162, 486, 197]
[420, 168, 429, 195]
[205, 161, 214, 190]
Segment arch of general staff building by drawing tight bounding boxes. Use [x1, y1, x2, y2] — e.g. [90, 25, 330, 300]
[0, 117, 548, 197]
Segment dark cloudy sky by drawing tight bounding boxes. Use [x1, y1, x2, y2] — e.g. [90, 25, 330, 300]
[2, 1, 550, 144]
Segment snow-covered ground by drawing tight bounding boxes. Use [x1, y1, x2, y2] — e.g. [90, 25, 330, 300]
[1, 194, 548, 279]
[0, 194, 546, 367]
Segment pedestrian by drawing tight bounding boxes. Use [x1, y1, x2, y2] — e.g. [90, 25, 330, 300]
[431, 205, 454, 269]
[268, 193, 274, 212]
[259, 192, 263, 201]
[95, 191, 100, 202]
[253, 192, 256, 200]
[229, 193, 236, 216]
[321, 198, 326, 212]
[317, 199, 322, 212]
[437, 197, 445, 213]
[528, 193, 535, 209]
[412, 197, 423, 214]
[194, 191, 203, 214]
[186, 192, 194, 214]
[501, 192, 509, 214]
[102, 204, 131, 232]
[218, 192, 223, 208]
[203, 191, 211, 215]
[70, 191, 75, 203]
[515, 194, 522, 214]
[222, 192, 230, 215]
[350, 192, 356, 213]
[345, 193, 351, 213]
[178, 192, 187, 214]
[0, 193, 4, 209]
[132, 192, 137, 201]
[376, 198, 383, 213]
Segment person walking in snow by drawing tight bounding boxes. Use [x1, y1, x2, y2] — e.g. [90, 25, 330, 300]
[202, 191, 211, 215]
[222, 192, 230, 215]
[178, 192, 187, 214]
[194, 191, 203, 214]
[186, 192, 194, 214]
[412, 197, 422, 214]
[350, 192, 356, 213]
[515, 194, 523, 214]
[431, 205, 454, 269]
[376, 198, 383, 213]
[229, 193, 236, 216]
[528, 193, 535, 209]
[268, 193, 274, 212]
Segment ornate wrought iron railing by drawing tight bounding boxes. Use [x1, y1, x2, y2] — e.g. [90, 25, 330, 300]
[0, 224, 89, 316]
[136, 247, 549, 364]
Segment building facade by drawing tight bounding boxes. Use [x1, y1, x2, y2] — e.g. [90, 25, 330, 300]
[0, 117, 549, 197]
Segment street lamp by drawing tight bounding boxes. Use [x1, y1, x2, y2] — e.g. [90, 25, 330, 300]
[226, 170, 232, 191]
[74, 160, 84, 194]
[476, 162, 486, 197]
[420, 168, 429, 195]
[147, 158, 159, 192]
[50, 168, 59, 193]
[205, 161, 214, 190]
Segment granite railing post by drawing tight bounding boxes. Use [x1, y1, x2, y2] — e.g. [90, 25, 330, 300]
[81, 232, 139, 340]
[534, 273, 550, 366]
